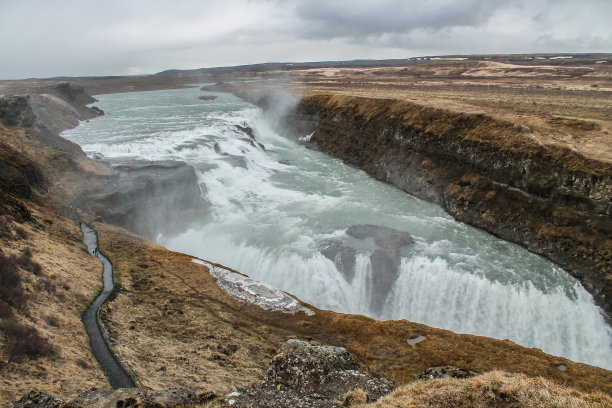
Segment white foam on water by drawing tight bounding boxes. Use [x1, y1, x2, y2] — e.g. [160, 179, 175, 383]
[63, 86, 612, 370]
[383, 256, 612, 368]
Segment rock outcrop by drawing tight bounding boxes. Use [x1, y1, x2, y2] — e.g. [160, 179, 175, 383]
[10, 390, 64, 408]
[320, 224, 414, 312]
[79, 161, 210, 239]
[29, 82, 104, 134]
[418, 366, 477, 380]
[226, 339, 395, 407]
[0, 142, 43, 198]
[0, 95, 36, 127]
[284, 94, 612, 315]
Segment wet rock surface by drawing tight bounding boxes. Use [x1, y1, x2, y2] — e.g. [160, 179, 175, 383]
[227, 339, 395, 407]
[320, 224, 414, 313]
[319, 239, 356, 280]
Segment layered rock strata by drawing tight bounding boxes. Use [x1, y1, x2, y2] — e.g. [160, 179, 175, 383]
[284, 94, 612, 314]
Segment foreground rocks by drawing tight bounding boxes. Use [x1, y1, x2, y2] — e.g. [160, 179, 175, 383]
[10, 340, 394, 408]
[10, 387, 217, 408]
[226, 339, 396, 407]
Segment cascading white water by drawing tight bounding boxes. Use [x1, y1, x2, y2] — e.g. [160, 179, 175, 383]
[62, 86, 612, 369]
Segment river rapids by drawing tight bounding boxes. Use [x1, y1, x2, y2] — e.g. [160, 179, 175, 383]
[63, 86, 612, 369]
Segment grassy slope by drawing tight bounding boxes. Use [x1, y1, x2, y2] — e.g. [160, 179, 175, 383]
[358, 371, 612, 408]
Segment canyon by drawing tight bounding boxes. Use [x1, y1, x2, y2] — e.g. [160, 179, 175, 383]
[1, 54, 611, 407]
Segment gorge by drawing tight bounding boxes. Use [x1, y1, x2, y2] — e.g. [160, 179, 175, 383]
[2, 55, 612, 405]
[61, 86, 612, 370]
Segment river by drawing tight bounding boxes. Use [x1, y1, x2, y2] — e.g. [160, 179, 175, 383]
[62, 86, 612, 369]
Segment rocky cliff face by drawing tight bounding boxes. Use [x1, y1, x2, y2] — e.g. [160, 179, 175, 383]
[79, 161, 210, 239]
[0, 95, 36, 127]
[28, 82, 104, 134]
[284, 94, 612, 315]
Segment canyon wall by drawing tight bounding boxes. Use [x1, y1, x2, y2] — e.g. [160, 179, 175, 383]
[284, 94, 612, 315]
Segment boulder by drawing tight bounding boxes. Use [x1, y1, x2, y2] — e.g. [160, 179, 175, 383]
[228, 339, 395, 407]
[319, 239, 356, 280]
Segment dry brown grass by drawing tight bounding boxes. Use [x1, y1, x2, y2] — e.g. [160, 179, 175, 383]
[0, 198, 108, 404]
[359, 371, 612, 408]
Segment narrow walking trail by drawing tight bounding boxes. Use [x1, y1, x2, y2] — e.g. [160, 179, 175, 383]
[70, 206, 137, 389]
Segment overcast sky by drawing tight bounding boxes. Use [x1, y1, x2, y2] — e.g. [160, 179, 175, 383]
[1, 0, 610, 79]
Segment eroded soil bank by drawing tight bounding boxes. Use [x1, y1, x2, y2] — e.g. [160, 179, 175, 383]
[281, 94, 612, 315]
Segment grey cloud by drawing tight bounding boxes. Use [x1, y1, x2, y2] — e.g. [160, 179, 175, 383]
[0, 0, 611, 79]
[293, 0, 508, 39]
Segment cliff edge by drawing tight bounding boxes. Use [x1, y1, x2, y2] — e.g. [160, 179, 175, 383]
[282, 94, 611, 315]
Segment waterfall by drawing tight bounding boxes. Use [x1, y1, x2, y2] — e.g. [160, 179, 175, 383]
[62, 86, 612, 370]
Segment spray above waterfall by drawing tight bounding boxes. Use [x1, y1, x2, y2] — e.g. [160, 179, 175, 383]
[62, 85, 612, 370]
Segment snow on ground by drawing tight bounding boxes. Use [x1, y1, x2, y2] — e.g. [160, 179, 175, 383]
[192, 259, 314, 315]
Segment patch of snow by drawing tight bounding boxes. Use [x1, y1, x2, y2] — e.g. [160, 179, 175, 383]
[299, 132, 315, 142]
[429, 57, 468, 61]
[549, 56, 573, 59]
[192, 259, 314, 315]
[535, 57, 547, 60]
[596, 60, 608, 64]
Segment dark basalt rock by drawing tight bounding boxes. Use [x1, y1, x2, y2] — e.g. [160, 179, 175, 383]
[319, 239, 356, 280]
[236, 125, 255, 139]
[347, 225, 414, 313]
[320, 224, 414, 313]
[346, 224, 414, 249]
[236, 125, 266, 150]
[227, 339, 395, 407]
[0, 96, 36, 127]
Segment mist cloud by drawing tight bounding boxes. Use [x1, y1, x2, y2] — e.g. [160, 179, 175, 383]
[0, 0, 610, 79]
